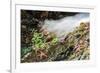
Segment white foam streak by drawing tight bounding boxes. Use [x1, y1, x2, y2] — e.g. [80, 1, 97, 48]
[42, 13, 89, 39]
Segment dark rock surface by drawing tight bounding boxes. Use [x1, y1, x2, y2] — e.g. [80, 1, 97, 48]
[21, 10, 89, 63]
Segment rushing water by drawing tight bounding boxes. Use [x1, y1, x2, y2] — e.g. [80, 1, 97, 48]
[41, 13, 90, 39]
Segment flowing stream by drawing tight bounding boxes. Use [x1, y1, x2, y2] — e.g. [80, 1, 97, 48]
[41, 13, 90, 39]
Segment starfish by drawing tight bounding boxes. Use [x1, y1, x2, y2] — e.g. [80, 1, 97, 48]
[36, 49, 48, 60]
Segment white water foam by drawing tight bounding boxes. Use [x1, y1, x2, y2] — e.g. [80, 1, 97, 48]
[41, 13, 90, 39]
